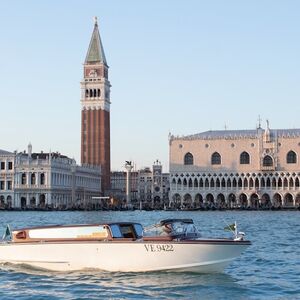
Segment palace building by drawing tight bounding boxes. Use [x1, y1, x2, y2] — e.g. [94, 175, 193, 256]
[81, 18, 111, 191]
[169, 122, 300, 209]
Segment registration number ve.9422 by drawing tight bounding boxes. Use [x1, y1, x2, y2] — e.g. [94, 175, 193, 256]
[144, 244, 174, 252]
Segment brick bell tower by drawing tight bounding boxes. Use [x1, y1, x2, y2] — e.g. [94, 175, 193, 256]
[81, 17, 111, 191]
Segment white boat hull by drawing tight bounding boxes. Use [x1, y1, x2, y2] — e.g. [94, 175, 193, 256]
[0, 240, 249, 273]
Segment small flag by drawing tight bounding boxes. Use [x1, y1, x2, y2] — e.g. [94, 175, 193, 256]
[2, 224, 11, 240]
[224, 223, 236, 232]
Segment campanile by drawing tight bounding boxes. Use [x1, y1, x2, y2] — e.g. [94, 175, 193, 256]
[81, 18, 111, 191]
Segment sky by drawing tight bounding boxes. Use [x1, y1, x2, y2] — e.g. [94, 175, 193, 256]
[1, 1, 300, 172]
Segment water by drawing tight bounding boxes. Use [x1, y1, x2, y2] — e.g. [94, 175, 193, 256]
[0, 211, 299, 299]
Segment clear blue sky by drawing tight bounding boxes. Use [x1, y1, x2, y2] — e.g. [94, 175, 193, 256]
[1, 1, 300, 171]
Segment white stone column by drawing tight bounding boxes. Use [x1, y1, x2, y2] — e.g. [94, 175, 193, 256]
[125, 162, 133, 204]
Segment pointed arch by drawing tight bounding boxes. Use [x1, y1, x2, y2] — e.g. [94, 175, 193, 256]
[199, 178, 204, 188]
[240, 151, 250, 164]
[289, 177, 294, 188]
[210, 178, 215, 188]
[287, 150, 297, 164]
[238, 178, 242, 188]
[206, 193, 214, 204]
[227, 178, 232, 188]
[221, 178, 226, 188]
[261, 193, 271, 208]
[184, 152, 194, 165]
[273, 193, 282, 208]
[232, 178, 237, 188]
[194, 194, 203, 205]
[263, 155, 273, 167]
[284, 193, 293, 207]
[277, 177, 282, 188]
[205, 178, 209, 188]
[239, 193, 248, 208]
[188, 178, 193, 188]
[216, 178, 220, 188]
[194, 178, 198, 188]
[211, 152, 221, 165]
[249, 178, 254, 188]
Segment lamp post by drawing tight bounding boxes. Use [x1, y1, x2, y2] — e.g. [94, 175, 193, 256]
[125, 161, 133, 205]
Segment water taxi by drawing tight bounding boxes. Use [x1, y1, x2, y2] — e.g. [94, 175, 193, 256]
[0, 219, 250, 272]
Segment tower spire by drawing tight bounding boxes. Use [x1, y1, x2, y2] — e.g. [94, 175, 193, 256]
[85, 17, 107, 65]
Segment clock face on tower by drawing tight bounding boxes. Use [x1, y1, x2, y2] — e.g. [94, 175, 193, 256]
[88, 69, 97, 77]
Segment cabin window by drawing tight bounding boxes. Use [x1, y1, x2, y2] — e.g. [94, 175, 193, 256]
[119, 225, 135, 238]
[110, 224, 122, 238]
[133, 224, 143, 238]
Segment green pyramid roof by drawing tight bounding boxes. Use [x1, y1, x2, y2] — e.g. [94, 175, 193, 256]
[85, 19, 107, 65]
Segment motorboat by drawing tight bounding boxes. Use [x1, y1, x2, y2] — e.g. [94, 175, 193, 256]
[0, 219, 251, 272]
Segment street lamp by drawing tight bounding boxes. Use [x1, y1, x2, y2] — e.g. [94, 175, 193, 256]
[125, 161, 133, 206]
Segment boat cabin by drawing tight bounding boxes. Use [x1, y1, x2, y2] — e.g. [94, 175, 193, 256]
[8, 219, 199, 243]
[10, 222, 144, 243]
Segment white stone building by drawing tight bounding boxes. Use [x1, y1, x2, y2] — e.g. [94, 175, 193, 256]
[0, 150, 15, 208]
[0, 145, 101, 209]
[169, 123, 300, 209]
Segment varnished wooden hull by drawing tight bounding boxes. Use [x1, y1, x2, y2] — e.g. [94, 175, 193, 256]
[0, 239, 250, 272]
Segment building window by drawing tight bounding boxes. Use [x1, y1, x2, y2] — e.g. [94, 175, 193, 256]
[240, 152, 250, 164]
[40, 173, 45, 185]
[21, 173, 26, 185]
[0, 181, 4, 190]
[7, 181, 12, 190]
[8, 162, 13, 170]
[287, 151, 297, 164]
[0, 162, 5, 170]
[263, 155, 273, 167]
[211, 152, 221, 165]
[31, 173, 36, 185]
[184, 152, 194, 165]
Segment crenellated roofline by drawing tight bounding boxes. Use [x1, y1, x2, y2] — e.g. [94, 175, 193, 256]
[170, 128, 300, 141]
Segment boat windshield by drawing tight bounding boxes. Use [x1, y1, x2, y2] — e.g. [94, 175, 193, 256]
[144, 219, 200, 239]
[109, 223, 143, 239]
